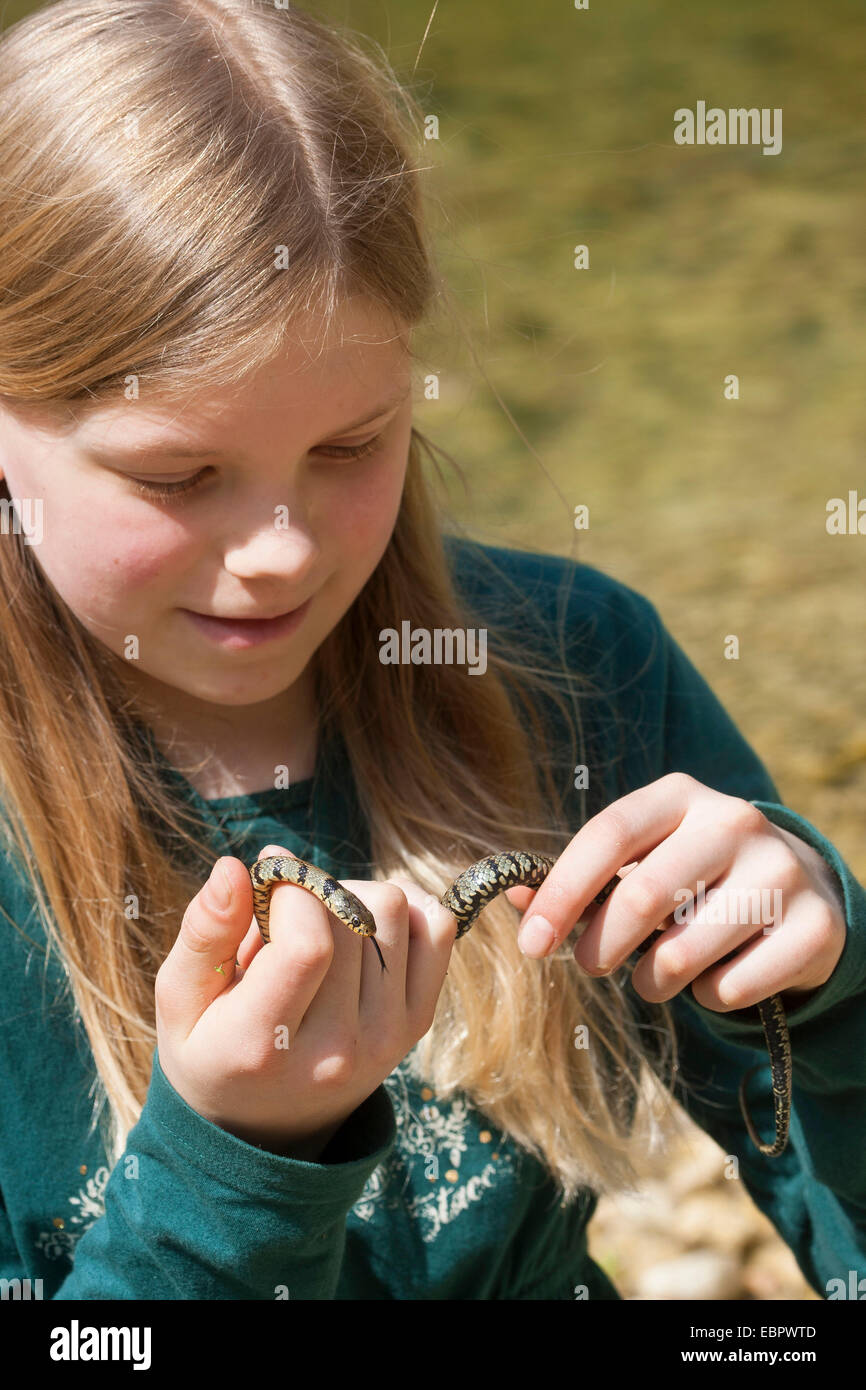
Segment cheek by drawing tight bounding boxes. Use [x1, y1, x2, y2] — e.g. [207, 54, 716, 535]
[318, 447, 408, 557]
[103, 530, 188, 588]
[39, 493, 194, 614]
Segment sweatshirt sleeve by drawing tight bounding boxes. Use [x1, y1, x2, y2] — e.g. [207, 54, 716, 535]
[603, 582, 866, 1298]
[5, 1048, 397, 1301]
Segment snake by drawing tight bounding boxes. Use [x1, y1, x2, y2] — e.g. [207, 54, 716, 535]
[249, 849, 791, 1157]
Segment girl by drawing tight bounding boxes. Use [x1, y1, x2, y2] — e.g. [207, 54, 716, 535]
[0, 0, 862, 1303]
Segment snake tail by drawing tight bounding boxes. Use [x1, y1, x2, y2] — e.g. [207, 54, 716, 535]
[738, 995, 793, 1156]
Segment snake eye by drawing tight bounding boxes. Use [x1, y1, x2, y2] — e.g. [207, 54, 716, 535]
[351, 916, 360, 928]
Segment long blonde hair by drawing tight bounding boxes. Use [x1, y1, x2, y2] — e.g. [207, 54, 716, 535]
[0, 0, 678, 1200]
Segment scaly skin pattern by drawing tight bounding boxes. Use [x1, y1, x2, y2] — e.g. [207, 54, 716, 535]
[440, 850, 622, 937]
[250, 855, 376, 944]
[247, 847, 791, 1156]
[746, 995, 794, 1156]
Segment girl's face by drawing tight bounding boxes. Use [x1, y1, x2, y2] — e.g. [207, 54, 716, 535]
[0, 301, 414, 720]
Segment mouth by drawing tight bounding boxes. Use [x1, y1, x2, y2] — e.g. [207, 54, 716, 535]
[180, 598, 312, 650]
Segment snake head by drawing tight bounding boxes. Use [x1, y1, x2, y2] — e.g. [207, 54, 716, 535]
[330, 885, 376, 936]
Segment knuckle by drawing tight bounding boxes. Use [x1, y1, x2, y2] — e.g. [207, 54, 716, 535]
[153, 966, 171, 1011]
[762, 842, 801, 889]
[720, 797, 765, 838]
[179, 904, 216, 957]
[375, 882, 410, 920]
[654, 934, 691, 983]
[663, 771, 696, 795]
[805, 898, 838, 948]
[591, 806, 632, 865]
[618, 872, 667, 923]
[312, 1047, 356, 1089]
[232, 1041, 278, 1078]
[288, 930, 334, 975]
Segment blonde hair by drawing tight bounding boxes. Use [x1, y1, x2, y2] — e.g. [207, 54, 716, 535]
[0, 0, 678, 1201]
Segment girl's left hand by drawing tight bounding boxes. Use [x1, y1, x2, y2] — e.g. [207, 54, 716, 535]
[507, 772, 847, 1010]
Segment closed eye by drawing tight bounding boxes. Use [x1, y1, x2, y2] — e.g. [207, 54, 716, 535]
[130, 432, 385, 502]
[313, 435, 383, 462]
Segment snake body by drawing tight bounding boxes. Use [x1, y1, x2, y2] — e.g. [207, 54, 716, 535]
[249, 849, 791, 1157]
[250, 853, 386, 970]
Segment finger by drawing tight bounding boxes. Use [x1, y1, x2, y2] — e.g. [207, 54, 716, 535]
[504, 884, 537, 913]
[628, 841, 799, 1002]
[393, 878, 458, 1031]
[288, 874, 364, 1037]
[239, 844, 284, 966]
[516, 774, 702, 956]
[236, 916, 266, 971]
[157, 857, 253, 1036]
[575, 827, 736, 977]
[508, 864, 641, 924]
[688, 903, 827, 1012]
[508, 864, 635, 937]
[241, 845, 338, 1040]
[241, 843, 299, 965]
[629, 845, 801, 1004]
[354, 879, 410, 1004]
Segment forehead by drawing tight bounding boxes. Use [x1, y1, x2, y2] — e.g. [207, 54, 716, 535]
[96, 305, 410, 443]
[4, 298, 413, 452]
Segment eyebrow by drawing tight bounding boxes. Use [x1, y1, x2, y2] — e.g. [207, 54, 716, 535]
[80, 385, 411, 464]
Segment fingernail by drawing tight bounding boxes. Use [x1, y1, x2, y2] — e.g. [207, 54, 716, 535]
[518, 914, 555, 956]
[206, 858, 232, 910]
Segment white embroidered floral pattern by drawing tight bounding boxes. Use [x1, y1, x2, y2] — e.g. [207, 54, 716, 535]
[34, 1165, 110, 1262]
[351, 1057, 517, 1244]
[32, 1067, 517, 1263]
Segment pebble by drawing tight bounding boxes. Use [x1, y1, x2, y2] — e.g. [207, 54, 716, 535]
[634, 1250, 742, 1301]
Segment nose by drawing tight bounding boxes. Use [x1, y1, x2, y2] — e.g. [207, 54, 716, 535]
[221, 510, 319, 587]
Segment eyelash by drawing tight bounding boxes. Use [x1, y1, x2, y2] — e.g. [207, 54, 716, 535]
[130, 434, 385, 502]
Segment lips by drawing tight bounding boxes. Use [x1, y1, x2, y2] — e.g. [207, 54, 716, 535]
[196, 603, 307, 620]
[181, 597, 312, 650]
[204, 611, 295, 621]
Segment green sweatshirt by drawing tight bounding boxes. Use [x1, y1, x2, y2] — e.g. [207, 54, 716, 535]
[0, 537, 864, 1301]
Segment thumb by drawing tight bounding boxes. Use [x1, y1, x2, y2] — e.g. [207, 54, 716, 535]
[156, 856, 253, 1034]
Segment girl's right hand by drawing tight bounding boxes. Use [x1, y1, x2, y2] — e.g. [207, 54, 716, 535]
[155, 844, 457, 1160]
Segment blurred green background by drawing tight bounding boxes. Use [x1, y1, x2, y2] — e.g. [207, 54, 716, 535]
[336, 0, 863, 1302]
[330, 0, 864, 879]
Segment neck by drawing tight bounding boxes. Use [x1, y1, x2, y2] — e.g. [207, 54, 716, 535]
[123, 665, 319, 800]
